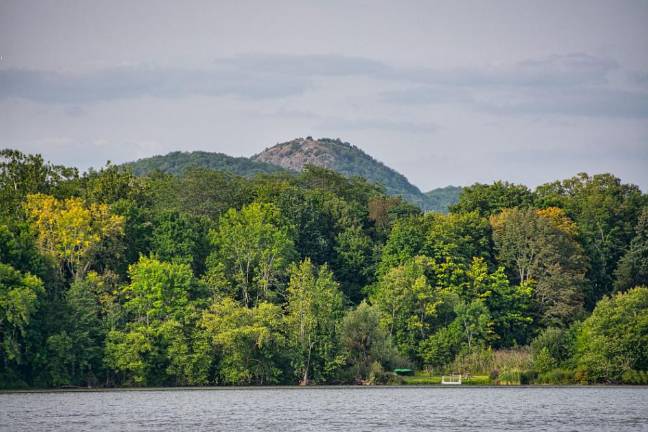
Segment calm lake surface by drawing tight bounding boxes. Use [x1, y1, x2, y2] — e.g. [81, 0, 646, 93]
[1, 386, 647, 431]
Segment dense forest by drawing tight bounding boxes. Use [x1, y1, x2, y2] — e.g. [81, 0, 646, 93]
[125, 150, 285, 178]
[1, 148, 647, 388]
[425, 185, 463, 213]
[127, 137, 444, 211]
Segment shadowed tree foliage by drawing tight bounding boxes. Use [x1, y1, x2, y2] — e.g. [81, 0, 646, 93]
[490, 207, 587, 326]
[535, 173, 646, 306]
[615, 208, 648, 292]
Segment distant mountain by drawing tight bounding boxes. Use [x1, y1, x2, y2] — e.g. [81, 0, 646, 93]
[252, 137, 433, 209]
[125, 150, 285, 177]
[425, 185, 463, 213]
[124, 138, 460, 211]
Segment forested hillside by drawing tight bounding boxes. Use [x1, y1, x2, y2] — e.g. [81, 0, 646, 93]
[253, 137, 434, 209]
[124, 138, 456, 212]
[125, 151, 285, 177]
[1, 148, 647, 389]
[425, 185, 463, 212]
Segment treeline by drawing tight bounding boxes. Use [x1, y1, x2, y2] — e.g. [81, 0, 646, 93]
[1, 148, 647, 388]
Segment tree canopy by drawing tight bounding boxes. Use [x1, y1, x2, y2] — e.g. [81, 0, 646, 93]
[1, 148, 646, 387]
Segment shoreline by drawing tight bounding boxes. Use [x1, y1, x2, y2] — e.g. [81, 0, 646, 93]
[3, 384, 648, 394]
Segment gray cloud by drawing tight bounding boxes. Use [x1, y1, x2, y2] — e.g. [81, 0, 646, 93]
[476, 87, 648, 118]
[3, 52, 642, 118]
[213, 54, 392, 78]
[381, 54, 648, 118]
[315, 117, 439, 134]
[381, 86, 473, 105]
[0, 65, 312, 103]
[0, 54, 394, 104]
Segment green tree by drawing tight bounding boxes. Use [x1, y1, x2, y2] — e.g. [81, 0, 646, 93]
[286, 259, 344, 384]
[0, 149, 77, 217]
[104, 324, 155, 385]
[121, 257, 193, 325]
[340, 302, 400, 382]
[424, 211, 493, 265]
[173, 167, 253, 220]
[208, 203, 296, 306]
[106, 258, 207, 386]
[491, 208, 587, 326]
[576, 286, 648, 382]
[536, 173, 645, 305]
[378, 216, 430, 274]
[200, 298, 288, 385]
[333, 225, 376, 303]
[420, 300, 493, 369]
[0, 221, 49, 278]
[450, 181, 535, 216]
[466, 258, 533, 346]
[24, 194, 124, 281]
[378, 211, 492, 274]
[371, 257, 452, 360]
[419, 323, 462, 368]
[453, 299, 493, 352]
[256, 184, 337, 265]
[45, 275, 107, 387]
[615, 208, 648, 292]
[0, 263, 44, 386]
[530, 325, 580, 373]
[151, 211, 210, 275]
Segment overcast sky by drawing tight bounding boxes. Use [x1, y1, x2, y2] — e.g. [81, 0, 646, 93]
[1, 0, 647, 191]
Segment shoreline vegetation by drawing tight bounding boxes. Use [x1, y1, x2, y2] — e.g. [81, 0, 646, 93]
[3, 383, 648, 394]
[1, 148, 647, 390]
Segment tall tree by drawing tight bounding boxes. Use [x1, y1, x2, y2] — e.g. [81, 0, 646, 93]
[615, 208, 648, 292]
[340, 302, 399, 382]
[466, 258, 533, 347]
[491, 208, 587, 326]
[286, 259, 344, 384]
[0, 263, 43, 387]
[371, 256, 456, 358]
[24, 194, 124, 281]
[536, 173, 645, 305]
[200, 298, 288, 385]
[208, 203, 296, 306]
[0, 149, 77, 217]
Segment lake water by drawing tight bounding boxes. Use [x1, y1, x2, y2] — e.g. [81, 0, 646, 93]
[1, 386, 647, 431]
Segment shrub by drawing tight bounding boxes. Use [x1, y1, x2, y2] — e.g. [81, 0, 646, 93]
[492, 348, 532, 372]
[621, 370, 648, 385]
[537, 368, 575, 384]
[520, 370, 539, 385]
[489, 369, 500, 381]
[576, 287, 648, 383]
[451, 347, 531, 376]
[498, 369, 521, 385]
[465, 375, 491, 385]
[451, 347, 494, 375]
